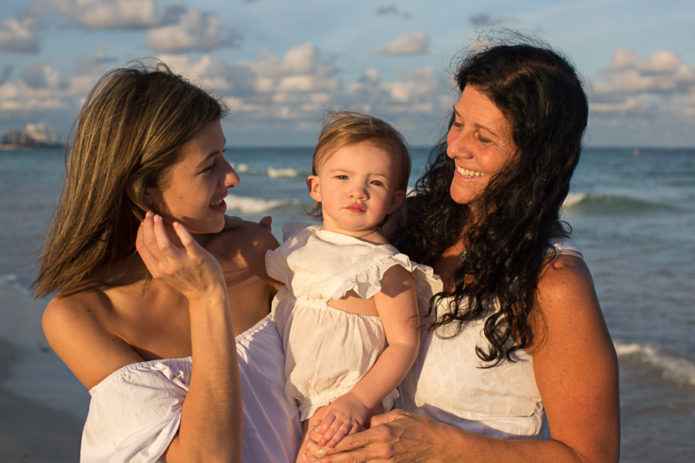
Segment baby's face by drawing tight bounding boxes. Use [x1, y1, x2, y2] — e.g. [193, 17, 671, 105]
[307, 140, 405, 241]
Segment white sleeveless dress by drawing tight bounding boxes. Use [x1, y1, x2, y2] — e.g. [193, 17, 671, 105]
[266, 225, 442, 421]
[398, 238, 583, 439]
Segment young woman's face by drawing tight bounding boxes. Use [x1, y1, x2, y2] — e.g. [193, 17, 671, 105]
[147, 119, 239, 234]
[307, 140, 405, 240]
[446, 85, 518, 216]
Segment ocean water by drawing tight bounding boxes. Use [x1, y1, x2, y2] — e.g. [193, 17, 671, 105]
[1, 146, 694, 461]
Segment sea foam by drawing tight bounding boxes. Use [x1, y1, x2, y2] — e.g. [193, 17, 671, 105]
[561, 192, 668, 214]
[615, 339, 695, 387]
[267, 167, 302, 178]
[0, 274, 31, 295]
[225, 194, 300, 214]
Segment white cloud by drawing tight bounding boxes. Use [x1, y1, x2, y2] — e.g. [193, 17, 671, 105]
[277, 75, 338, 93]
[284, 43, 320, 74]
[469, 12, 517, 27]
[595, 49, 695, 95]
[51, 0, 161, 29]
[0, 1, 222, 54]
[360, 68, 380, 85]
[0, 37, 449, 145]
[147, 8, 238, 53]
[384, 67, 438, 105]
[589, 97, 652, 114]
[586, 48, 695, 144]
[0, 80, 68, 112]
[375, 4, 410, 18]
[371, 32, 429, 56]
[0, 7, 43, 53]
[21, 63, 63, 88]
[611, 49, 638, 70]
[641, 49, 680, 73]
[157, 54, 256, 94]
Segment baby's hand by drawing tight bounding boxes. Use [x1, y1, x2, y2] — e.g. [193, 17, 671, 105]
[314, 392, 369, 448]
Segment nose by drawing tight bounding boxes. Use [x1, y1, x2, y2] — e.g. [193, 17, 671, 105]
[446, 125, 473, 160]
[348, 182, 368, 199]
[221, 160, 240, 189]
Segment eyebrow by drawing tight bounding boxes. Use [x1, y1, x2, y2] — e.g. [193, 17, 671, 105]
[452, 106, 501, 138]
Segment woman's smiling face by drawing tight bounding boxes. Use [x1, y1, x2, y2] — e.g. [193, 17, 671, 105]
[446, 85, 518, 216]
[147, 119, 239, 234]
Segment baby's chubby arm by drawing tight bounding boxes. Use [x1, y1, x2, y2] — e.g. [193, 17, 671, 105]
[315, 265, 420, 448]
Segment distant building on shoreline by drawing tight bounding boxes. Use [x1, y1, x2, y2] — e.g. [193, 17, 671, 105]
[0, 123, 61, 149]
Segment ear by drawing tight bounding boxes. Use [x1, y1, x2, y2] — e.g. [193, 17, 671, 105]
[387, 190, 406, 214]
[143, 185, 159, 210]
[306, 175, 322, 203]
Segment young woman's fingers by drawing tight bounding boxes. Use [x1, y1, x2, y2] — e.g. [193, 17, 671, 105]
[172, 221, 196, 250]
[152, 214, 177, 254]
[140, 213, 160, 253]
[136, 214, 166, 276]
[136, 220, 160, 274]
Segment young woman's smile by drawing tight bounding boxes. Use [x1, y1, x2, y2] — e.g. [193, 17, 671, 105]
[147, 119, 239, 234]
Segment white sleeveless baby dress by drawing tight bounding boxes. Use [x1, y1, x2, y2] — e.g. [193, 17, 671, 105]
[266, 225, 442, 421]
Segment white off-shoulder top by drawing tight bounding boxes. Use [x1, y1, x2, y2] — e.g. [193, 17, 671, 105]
[80, 315, 301, 463]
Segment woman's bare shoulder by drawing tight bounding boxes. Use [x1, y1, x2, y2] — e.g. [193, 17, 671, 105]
[537, 254, 595, 307]
[43, 290, 142, 389]
[208, 220, 279, 261]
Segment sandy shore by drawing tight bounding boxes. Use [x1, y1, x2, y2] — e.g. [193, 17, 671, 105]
[0, 285, 88, 462]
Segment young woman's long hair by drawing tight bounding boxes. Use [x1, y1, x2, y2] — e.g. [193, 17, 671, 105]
[390, 43, 588, 364]
[33, 61, 226, 297]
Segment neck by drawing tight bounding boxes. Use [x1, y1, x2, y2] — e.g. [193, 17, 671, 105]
[322, 225, 387, 245]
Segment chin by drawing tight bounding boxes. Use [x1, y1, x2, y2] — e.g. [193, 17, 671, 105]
[183, 218, 226, 236]
[449, 185, 467, 205]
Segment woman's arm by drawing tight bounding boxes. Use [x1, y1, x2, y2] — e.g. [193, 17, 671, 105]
[137, 213, 242, 463]
[528, 254, 620, 462]
[314, 265, 420, 448]
[307, 255, 619, 463]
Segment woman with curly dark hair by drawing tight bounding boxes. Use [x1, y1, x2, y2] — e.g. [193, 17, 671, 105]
[307, 42, 620, 462]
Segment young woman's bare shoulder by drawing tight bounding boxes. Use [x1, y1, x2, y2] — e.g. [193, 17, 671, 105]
[208, 220, 279, 261]
[42, 290, 142, 388]
[42, 290, 107, 343]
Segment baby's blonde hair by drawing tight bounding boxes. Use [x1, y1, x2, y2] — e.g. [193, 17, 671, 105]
[312, 111, 411, 191]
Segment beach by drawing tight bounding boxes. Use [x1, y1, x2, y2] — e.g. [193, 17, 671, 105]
[0, 285, 86, 462]
[1, 146, 694, 461]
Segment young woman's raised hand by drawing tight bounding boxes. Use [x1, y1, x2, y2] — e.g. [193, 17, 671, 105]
[136, 212, 226, 301]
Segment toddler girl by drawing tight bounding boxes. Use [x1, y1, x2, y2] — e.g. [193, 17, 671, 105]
[265, 111, 441, 460]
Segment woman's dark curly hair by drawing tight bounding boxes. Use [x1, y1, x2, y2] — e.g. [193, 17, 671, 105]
[389, 43, 588, 365]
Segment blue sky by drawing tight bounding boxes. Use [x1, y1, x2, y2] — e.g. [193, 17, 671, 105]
[1, 0, 694, 147]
